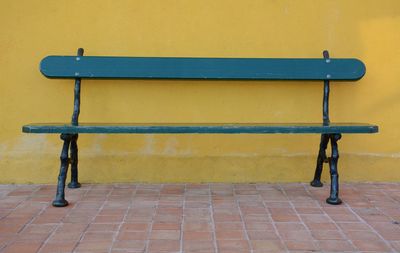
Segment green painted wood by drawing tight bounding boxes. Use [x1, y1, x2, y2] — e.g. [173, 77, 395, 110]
[40, 56, 366, 80]
[22, 123, 378, 134]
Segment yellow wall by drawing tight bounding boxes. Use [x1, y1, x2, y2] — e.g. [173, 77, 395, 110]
[1, 0, 399, 184]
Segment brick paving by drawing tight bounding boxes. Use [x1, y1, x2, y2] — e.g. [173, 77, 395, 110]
[0, 183, 399, 253]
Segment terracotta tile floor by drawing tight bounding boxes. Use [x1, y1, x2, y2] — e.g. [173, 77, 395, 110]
[0, 183, 399, 253]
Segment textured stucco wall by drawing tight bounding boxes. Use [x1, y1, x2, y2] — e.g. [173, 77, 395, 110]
[0, 0, 399, 183]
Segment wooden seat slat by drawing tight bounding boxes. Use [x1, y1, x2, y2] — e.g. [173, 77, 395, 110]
[23, 123, 378, 134]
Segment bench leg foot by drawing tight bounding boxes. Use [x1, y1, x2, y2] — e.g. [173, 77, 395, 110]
[68, 134, 81, 189]
[52, 134, 72, 207]
[52, 198, 68, 207]
[326, 133, 342, 205]
[311, 134, 330, 187]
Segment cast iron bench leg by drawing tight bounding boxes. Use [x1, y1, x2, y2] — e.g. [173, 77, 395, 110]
[326, 133, 342, 205]
[68, 134, 81, 189]
[52, 133, 72, 207]
[310, 133, 330, 187]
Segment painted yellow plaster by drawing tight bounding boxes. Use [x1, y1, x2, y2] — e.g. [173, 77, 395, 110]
[0, 0, 399, 183]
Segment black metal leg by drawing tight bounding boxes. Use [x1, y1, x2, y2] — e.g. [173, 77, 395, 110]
[52, 134, 72, 207]
[68, 134, 81, 189]
[311, 134, 330, 187]
[326, 133, 342, 205]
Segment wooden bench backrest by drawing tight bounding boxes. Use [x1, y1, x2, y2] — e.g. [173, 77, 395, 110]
[40, 56, 365, 81]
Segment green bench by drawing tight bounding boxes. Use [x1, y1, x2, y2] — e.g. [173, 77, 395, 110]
[23, 48, 378, 207]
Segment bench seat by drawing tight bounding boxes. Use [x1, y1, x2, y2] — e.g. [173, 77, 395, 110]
[23, 123, 378, 134]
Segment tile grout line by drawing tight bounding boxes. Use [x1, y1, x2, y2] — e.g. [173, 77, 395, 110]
[6, 185, 43, 232]
[0, 186, 20, 252]
[260, 184, 289, 253]
[179, 184, 186, 253]
[376, 182, 400, 221]
[345, 183, 387, 252]
[301, 182, 360, 252]
[143, 183, 161, 253]
[37, 184, 91, 253]
[235, 184, 253, 253]
[71, 184, 113, 253]
[8, 185, 54, 253]
[108, 184, 137, 252]
[345, 201, 397, 253]
[209, 184, 219, 253]
[286, 187, 321, 252]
